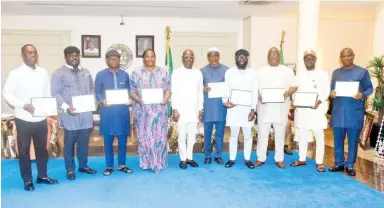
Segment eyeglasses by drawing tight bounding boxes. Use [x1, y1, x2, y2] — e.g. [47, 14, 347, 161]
[236, 55, 248, 60]
[183, 56, 194, 59]
[268, 52, 279, 57]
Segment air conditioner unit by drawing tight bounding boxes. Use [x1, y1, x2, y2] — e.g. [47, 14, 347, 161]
[239, 1, 273, 5]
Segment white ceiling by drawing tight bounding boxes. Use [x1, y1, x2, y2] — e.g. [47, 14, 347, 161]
[0, 1, 380, 20]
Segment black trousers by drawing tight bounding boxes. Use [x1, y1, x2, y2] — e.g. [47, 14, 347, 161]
[64, 128, 91, 172]
[15, 118, 48, 183]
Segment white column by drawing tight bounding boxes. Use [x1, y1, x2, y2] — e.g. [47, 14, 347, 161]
[295, 0, 320, 75]
[374, 3, 384, 57]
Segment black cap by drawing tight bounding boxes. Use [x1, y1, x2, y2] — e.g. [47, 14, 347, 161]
[235, 49, 249, 57]
[64, 46, 80, 56]
[106, 50, 121, 58]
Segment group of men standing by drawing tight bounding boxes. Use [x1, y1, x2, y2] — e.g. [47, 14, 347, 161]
[3, 43, 372, 192]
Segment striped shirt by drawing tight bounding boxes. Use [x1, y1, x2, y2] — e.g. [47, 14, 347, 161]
[51, 65, 94, 130]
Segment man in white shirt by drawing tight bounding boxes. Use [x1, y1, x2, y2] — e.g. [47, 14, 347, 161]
[3, 44, 58, 191]
[256, 47, 298, 169]
[291, 50, 330, 172]
[222, 49, 258, 169]
[172, 49, 204, 169]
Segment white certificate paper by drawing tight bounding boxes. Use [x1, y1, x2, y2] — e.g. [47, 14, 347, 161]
[293, 92, 318, 108]
[260, 88, 285, 103]
[230, 89, 253, 106]
[106, 89, 129, 105]
[335, 81, 359, 97]
[208, 82, 229, 98]
[72, 95, 96, 113]
[142, 88, 163, 104]
[31, 97, 58, 117]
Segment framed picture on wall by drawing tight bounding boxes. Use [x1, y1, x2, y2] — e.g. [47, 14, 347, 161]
[81, 35, 101, 58]
[359, 111, 376, 150]
[136, 35, 154, 58]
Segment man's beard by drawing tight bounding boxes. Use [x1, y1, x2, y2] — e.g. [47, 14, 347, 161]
[236, 60, 248, 69]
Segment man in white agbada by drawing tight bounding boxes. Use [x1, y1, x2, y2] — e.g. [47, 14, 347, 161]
[222, 49, 258, 169]
[290, 50, 330, 172]
[172, 49, 204, 169]
[256, 47, 298, 169]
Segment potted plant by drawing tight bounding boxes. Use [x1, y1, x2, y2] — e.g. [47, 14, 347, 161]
[367, 55, 384, 111]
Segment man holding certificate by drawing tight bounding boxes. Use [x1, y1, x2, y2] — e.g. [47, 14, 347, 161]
[51, 46, 97, 180]
[256, 47, 298, 169]
[222, 49, 258, 169]
[130, 49, 172, 173]
[171, 49, 204, 169]
[200, 47, 229, 165]
[290, 50, 330, 172]
[3, 44, 58, 191]
[95, 50, 133, 176]
[329, 48, 373, 176]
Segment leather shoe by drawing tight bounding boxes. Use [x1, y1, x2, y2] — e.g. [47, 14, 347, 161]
[276, 161, 286, 169]
[214, 157, 223, 165]
[36, 177, 58, 184]
[187, 159, 199, 167]
[225, 160, 235, 168]
[254, 160, 265, 167]
[78, 167, 97, 174]
[284, 145, 293, 155]
[329, 165, 344, 172]
[67, 172, 76, 180]
[24, 181, 35, 191]
[346, 168, 356, 176]
[179, 161, 187, 169]
[245, 160, 255, 169]
[204, 158, 211, 165]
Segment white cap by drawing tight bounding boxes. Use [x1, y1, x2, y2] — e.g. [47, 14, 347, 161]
[207, 47, 220, 54]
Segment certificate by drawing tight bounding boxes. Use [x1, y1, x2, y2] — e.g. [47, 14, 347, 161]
[31, 97, 58, 117]
[335, 81, 359, 97]
[72, 95, 96, 113]
[293, 92, 318, 108]
[208, 82, 229, 98]
[230, 89, 253, 106]
[142, 88, 163, 104]
[260, 88, 285, 103]
[106, 89, 129, 105]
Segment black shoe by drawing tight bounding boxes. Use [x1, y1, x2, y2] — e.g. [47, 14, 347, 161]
[67, 172, 76, 180]
[24, 181, 35, 191]
[245, 160, 255, 169]
[214, 157, 223, 165]
[204, 158, 212, 165]
[36, 177, 58, 184]
[78, 167, 97, 174]
[187, 159, 199, 167]
[346, 168, 356, 176]
[328, 165, 344, 172]
[225, 160, 235, 168]
[284, 145, 293, 155]
[179, 161, 187, 169]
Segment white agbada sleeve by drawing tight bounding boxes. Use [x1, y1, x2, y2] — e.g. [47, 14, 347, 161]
[251, 70, 258, 110]
[222, 70, 231, 103]
[171, 70, 181, 111]
[318, 71, 331, 103]
[198, 71, 204, 111]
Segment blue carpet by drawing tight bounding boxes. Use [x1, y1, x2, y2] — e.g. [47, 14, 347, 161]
[2, 151, 384, 208]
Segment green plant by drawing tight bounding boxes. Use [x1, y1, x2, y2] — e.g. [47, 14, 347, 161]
[367, 55, 384, 110]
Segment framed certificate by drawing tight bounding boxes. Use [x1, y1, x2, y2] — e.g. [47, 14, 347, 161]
[293, 92, 318, 108]
[106, 89, 129, 105]
[208, 82, 229, 98]
[31, 97, 58, 117]
[230, 89, 253, 106]
[335, 81, 359, 97]
[260, 88, 285, 103]
[142, 88, 163, 104]
[72, 95, 96, 113]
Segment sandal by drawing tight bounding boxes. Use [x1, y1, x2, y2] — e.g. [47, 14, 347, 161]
[117, 166, 133, 174]
[316, 164, 326, 172]
[290, 160, 307, 167]
[103, 168, 114, 176]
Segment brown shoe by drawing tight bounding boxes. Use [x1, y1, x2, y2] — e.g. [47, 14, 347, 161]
[276, 161, 286, 169]
[254, 160, 265, 167]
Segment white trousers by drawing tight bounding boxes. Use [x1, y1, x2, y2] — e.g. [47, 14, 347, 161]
[257, 122, 285, 162]
[298, 128, 324, 164]
[177, 122, 197, 161]
[229, 126, 253, 161]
